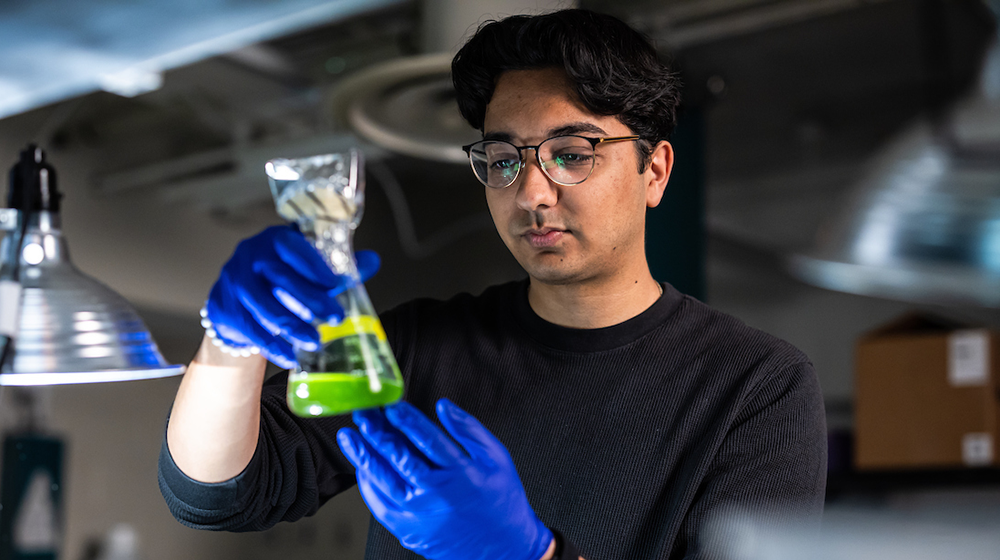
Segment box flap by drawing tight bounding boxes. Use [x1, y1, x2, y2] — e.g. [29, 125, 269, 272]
[861, 312, 968, 341]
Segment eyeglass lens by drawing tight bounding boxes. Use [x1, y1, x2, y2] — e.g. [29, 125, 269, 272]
[469, 136, 597, 188]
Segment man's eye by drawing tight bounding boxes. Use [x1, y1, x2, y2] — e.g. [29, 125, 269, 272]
[553, 152, 593, 167]
[490, 159, 519, 171]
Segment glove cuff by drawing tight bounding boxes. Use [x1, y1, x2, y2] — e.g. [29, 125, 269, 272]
[550, 529, 581, 560]
[517, 522, 554, 560]
[200, 305, 261, 358]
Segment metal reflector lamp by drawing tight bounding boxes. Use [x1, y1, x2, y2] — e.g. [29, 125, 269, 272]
[0, 145, 184, 385]
[789, 3, 1000, 307]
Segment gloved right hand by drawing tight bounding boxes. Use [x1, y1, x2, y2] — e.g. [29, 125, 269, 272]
[204, 225, 380, 369]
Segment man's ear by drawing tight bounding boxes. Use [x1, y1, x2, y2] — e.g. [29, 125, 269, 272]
[644, 141, 674, 208]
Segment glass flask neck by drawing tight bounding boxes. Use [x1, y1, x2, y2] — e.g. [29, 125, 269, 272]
[303, 221, 359, 280]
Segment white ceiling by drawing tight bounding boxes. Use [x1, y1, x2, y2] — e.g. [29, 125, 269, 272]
[0, 0, 406, 119]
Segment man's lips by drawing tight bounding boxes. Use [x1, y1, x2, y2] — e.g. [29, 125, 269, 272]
[522, 227, 567, 248]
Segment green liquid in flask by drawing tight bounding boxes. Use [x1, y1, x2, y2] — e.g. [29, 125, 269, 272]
[286, 315, 403, 417]
[288, 373, 404, 417]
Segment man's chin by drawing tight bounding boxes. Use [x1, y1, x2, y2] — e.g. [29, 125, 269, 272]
[521, 261, 587, 286]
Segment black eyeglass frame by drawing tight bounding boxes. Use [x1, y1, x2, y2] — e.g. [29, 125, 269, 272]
[461, 135, 642, 188]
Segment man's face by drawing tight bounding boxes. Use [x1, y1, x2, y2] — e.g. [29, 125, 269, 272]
[482, 67, 655, 287]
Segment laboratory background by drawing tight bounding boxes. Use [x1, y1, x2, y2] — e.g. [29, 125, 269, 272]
[2, 0, 1000, 558]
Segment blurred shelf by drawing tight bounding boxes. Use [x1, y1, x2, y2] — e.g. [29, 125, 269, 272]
[827, 467, 1000, 502]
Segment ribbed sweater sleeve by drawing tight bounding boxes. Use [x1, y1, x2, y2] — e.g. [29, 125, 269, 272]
[157, 380, 359, 531]
[679, 361, 827, 558]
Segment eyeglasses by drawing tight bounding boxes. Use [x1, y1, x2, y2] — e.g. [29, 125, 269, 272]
[462, 135, 642, 189]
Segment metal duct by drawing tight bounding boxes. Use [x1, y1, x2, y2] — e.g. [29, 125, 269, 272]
[789, 1, 1000, 307]
[329, 0, 577, 163]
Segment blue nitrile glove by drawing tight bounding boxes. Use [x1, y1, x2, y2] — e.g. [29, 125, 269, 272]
[205, 224, 380, 369]
[336, 399, 554, 560]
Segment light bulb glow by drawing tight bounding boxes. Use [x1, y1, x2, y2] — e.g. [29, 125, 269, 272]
[265, 161, 300, 181]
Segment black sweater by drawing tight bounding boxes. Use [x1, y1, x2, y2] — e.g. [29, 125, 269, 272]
[159, 281, 827, 559]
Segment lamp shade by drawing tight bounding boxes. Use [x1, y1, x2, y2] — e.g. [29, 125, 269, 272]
[0, 213, 184, 385]
[789, 122, 1000, 307]
[0, 146, 183, 385]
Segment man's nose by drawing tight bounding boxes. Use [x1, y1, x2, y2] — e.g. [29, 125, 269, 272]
[515, 151, 558, 211]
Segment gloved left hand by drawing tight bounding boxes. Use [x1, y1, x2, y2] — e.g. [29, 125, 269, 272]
[336, 399, 553, 560]
[204, 225, 380, 369]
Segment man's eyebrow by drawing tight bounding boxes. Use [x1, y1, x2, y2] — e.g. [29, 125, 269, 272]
[548, 122, 607, 137]
[483, 131, 514, 142]
[482, 123, 609, 144]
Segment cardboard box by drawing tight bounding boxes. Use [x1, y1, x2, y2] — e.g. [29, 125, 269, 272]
[854, 314, 1000, 470]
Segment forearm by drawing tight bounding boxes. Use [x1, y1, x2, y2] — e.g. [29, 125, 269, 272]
[537, 536, 585, 560]
[539, 538, 556, 560]
[166, 334, 268, 483]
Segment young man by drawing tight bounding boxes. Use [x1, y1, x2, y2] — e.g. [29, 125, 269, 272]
[159, 9, 827, 560]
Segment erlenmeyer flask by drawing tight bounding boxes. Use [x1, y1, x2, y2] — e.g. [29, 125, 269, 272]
[265, 150, 403, 417]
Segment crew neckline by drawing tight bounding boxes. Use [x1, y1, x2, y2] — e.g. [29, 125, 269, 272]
[510, 279, 684, 353]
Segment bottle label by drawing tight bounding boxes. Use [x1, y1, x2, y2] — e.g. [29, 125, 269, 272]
[948, 330, 990, 387]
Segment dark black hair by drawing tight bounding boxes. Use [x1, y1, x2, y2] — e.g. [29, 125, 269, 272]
[451, 9, 681, 172]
